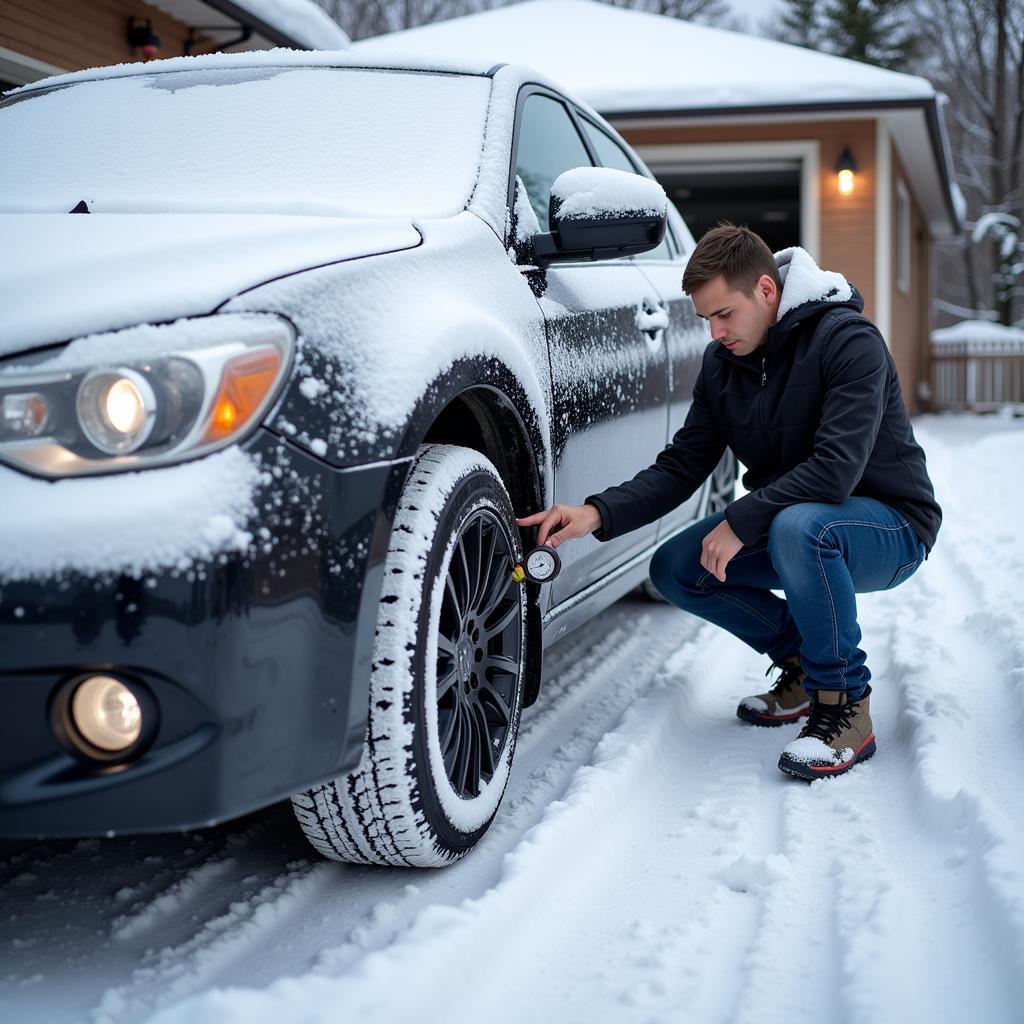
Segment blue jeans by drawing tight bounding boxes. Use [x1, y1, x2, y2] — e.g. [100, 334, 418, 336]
[649, 497, 927, 698]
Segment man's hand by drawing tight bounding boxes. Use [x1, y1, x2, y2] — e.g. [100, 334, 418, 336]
[514, 503, 602, 549]
[700, 519, 743, 582]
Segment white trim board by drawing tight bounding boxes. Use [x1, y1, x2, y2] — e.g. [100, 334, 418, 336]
[0, 46, 66, 86]
[633, 140, 821, 262]
[874, 120, 893, 348]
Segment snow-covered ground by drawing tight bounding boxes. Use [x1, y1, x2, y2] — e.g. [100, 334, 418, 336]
[2, 412, 1023, 1023]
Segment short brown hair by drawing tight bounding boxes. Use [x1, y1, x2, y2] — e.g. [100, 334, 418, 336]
[682, 223, 781, 296]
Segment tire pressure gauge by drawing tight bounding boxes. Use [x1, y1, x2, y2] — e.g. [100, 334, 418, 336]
[512, 544, 561, 584]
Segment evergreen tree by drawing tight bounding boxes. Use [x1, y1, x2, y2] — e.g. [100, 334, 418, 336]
[820, 0, 919, 71]
[773, 0, 824, 50]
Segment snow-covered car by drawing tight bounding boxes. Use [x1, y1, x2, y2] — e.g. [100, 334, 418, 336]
[0, 51, 732, 867]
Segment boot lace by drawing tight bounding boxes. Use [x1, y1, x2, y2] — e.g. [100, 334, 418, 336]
[800, 701, 856, 745]
[766, 661, 805, 698]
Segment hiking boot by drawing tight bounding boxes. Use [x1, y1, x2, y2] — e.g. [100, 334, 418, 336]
[736, 656, 811, 727]
[777, 686, 876, 780]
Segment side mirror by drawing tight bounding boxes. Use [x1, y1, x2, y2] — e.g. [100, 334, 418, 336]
[532, 167, 667, 266]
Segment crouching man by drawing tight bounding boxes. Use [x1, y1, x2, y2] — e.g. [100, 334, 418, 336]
[517, 224, 941, 780]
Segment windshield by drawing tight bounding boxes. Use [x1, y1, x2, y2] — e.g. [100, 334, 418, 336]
[0, 67, 491, 218]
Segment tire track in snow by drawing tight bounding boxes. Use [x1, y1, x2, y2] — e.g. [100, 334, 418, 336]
[0, 597, 700, 1024]
[139, 609, 732, 1024]
[708, 550, 1024, 1024]
[883, 544, 1024, 992]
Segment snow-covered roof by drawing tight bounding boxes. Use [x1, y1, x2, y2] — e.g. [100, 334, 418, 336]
[354, 0, 959, 236]
[353, 0, 935, 113]
[932, 320, 1024, 351]
[149, 0, 350, 52]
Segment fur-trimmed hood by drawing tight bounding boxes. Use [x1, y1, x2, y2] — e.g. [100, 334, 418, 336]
[774, 246, 856, 322]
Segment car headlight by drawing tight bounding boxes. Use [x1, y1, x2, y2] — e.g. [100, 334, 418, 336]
[0, 313, 294, 478]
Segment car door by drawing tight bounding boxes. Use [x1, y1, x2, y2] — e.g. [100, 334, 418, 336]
[510, 89, 669, 606]
[576, 117, 713, 538]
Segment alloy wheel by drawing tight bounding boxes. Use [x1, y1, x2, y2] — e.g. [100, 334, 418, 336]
[435, 509, 522, 799]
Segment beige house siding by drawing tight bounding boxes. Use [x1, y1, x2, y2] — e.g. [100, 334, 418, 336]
[889, 148, 932, 413]
[0, 0, 207, 74]
[617, 119, 879, 322]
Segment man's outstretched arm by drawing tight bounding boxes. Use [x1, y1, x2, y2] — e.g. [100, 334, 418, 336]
[584, 361, 727, 543]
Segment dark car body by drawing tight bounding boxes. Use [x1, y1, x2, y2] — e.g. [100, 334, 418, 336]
[0, 52, 714, 838]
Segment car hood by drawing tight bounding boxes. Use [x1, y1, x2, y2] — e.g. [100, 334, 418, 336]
[0, 213, 422, 356]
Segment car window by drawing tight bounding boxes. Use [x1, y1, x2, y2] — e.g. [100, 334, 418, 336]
[579, 118, 672, 262]
[514, 94, 594, 229]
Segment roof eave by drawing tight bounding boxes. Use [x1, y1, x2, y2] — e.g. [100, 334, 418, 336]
[201, 0, 308, 49]
[607, 95, 961, 237]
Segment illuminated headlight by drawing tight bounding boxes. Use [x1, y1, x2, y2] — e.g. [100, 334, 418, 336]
[77, 367, 157, 454]
[70, 675, 143, 752]
[0, 313, 294, 478]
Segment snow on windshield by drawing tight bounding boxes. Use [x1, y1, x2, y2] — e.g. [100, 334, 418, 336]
[0, 67, 491, 218]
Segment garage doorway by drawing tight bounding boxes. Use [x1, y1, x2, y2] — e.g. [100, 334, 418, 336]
[634, 141, 821, 259]
[659, 162, 801, 253]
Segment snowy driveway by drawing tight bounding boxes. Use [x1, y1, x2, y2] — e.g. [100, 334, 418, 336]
[2, 414, 1022, 1023]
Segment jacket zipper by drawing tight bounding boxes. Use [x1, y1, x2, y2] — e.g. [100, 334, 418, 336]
[758, 352, 769, 449]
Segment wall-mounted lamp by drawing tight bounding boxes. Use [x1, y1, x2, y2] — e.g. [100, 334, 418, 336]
[834, 146, 858, 196]
[128, 18, 161, 61]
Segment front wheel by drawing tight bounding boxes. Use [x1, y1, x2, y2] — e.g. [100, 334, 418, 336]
[292, 444, 527, 867]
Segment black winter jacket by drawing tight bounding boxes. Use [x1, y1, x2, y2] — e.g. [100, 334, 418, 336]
[586, 252, 942, 553]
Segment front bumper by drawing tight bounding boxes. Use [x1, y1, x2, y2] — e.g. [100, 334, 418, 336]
[0, 430, 404, 838]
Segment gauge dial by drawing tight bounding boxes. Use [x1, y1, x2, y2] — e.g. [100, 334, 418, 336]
[525, 545, 560, 582]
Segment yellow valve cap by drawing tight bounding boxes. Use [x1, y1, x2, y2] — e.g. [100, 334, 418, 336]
[511, 565, 526, 583]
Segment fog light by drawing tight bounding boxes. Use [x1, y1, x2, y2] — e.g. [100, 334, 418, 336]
[70, 675, 143, 752]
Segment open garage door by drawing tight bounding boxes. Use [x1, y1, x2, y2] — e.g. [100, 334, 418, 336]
[657, 161, 802, 253]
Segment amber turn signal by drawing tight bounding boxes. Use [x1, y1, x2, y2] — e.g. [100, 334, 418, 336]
[202, 347, 282, 443]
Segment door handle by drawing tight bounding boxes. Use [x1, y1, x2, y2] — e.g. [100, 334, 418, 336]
[635, 302, 668, 337]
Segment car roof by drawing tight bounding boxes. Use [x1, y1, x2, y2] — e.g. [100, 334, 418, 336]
[6, 48, 506, 98]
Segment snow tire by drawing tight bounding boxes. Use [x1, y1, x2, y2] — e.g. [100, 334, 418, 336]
[292, 444, 527, 867]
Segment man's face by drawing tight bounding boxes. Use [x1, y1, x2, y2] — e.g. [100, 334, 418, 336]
[690, 273, 779, 358]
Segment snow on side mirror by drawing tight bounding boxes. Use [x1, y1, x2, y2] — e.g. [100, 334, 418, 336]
[532, 167, 668, 266]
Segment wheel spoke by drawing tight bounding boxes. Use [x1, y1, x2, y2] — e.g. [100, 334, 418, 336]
[473, 702, 495, 778]
[444, 571, 464, 623]
[436, 666, 457, 701]
[456, 533, 474, 614]
[446, 700, 466, 770]
[436, 631, 457, 657]
[478, 680, 511, 726]
[439, 701, 459, 763]
[453, 704, 472, 796]
[479, 558, 513, 618]
[471, 521, 498, 613]
[484, 653, 519, 679]
[482, 600, 518, 641]
[466, 704, 483, 795]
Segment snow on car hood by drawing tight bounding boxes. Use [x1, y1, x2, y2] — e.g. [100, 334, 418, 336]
[0, 213, 421, 355]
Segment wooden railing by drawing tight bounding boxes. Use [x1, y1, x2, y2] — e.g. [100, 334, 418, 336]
[930, 339, 1024, 410]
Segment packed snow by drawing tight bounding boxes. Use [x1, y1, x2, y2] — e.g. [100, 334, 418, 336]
[551, 167, 667, 220]
[0, 68, 490, 219]
[2, 412, 1023, 1023]
[0, 447, 262, 581]
[0, 214, 420, 354]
